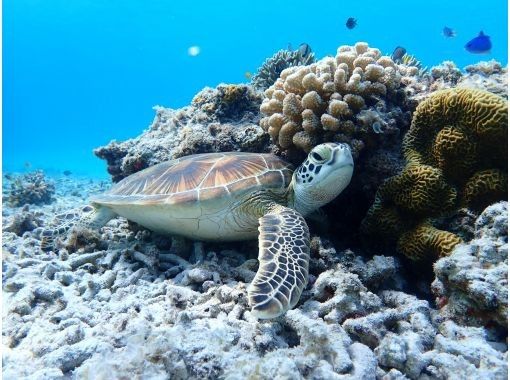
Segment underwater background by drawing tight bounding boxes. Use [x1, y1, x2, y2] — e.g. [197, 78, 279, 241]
[3, 0, 508, 178]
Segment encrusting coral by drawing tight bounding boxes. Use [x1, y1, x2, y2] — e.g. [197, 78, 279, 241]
[362, 88, 508, 261]
[259, 42, 419, 161]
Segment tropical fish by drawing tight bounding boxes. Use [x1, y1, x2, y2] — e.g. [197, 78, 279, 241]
[465, 31, 491, 54]
[443, 26, 456, 38]
[63, 170, 72, 176]
[346, 17, 357, 30]
[244, 71, 252, 80]
[391, 46, 407, 62]
[24, 161, 32, 169]
[297, 43, 312, 57]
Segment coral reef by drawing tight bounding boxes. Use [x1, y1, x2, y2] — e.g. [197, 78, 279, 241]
[401, 60, 508, 106]
[251, 48, 316, 91]
[3, 171, 56, 207]
[94, 84, 267, 182]
[433, 202, 508, 330]
[429, 61, 463, 90]
[259, 42, 418, 161]
[460, 60, 508, 99]
[362, 88, 508, 260]
[190, 83, 262, 123]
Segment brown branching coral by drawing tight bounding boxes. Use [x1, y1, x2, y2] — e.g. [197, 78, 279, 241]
[362, 88, 508, 261]
[4, 171, 56, 207]
[259, 42, 419, 162]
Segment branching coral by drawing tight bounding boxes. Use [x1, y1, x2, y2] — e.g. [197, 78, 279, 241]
[362, 88, 508, 261]
[4, 171, 56, 207]
[259, 42, 419, 161]
[251, 49, 316, 91]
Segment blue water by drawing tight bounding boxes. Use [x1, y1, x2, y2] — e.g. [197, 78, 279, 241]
[4, 0, 508, 178]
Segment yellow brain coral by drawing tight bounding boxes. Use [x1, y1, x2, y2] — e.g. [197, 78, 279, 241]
[362, 88, 508, 261]
[404, 88, 507, 168]
[397, 223, 463, 261]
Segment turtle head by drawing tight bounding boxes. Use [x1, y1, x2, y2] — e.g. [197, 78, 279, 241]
[292, 143, 354, 216]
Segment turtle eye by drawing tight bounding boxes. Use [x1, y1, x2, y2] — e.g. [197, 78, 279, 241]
[312, 152, 324, 161]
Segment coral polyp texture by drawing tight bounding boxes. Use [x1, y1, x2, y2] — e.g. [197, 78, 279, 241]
[4, 171, 56, 207]
[362, 88, 508, 261]
[259, 42, 418, 160]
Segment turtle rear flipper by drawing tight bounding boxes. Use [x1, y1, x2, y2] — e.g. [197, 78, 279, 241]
[248, 205, 310, 319]
[40, 205, 115, 252]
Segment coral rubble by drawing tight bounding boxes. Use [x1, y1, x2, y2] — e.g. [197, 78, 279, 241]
[433, 202, 508, 330]
[3, 197, 507, 379]
[362, 88, 508, 261]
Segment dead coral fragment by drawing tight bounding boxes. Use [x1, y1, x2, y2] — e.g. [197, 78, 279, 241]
[362, 88, 508, 261]
[4, 171, 56, 207]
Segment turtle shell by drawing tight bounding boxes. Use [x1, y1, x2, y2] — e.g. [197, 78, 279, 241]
[90, 152, 294, 206]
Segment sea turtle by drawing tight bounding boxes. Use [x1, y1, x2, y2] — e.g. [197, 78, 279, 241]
[42, 143, 354, 318]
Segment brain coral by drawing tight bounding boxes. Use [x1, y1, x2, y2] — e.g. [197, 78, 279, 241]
[362, 88, 508, 261]
[259, 42, 419, 161]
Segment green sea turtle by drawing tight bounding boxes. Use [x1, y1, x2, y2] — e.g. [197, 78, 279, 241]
[42, 143, 354, 318]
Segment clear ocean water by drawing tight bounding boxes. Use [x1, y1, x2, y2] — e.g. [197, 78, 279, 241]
[4, 0, 508, 178]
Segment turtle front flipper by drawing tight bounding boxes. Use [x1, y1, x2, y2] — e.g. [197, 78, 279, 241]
[248, 205, 310, 319]
[40, 205, 115, 252]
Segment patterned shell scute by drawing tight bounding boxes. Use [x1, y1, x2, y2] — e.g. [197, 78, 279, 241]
[91, 152, 294, 205]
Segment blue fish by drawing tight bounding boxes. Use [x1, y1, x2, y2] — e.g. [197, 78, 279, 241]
[346, 17, 357, 30]
[465, 31, 491, 54]
[443, 26, 456, 38]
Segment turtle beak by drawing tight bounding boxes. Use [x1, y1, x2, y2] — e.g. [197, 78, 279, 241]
[329, 143, 353, 168]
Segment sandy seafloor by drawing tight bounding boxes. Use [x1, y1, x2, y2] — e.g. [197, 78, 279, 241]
[2, 55, 509, 379]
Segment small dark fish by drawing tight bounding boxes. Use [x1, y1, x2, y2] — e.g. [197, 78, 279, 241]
[391, 46, 407, 62]
[24, 161, 32, 168]
[443, 26, 456, 38]
[63, 170, 72, 176]
[297, 43, 312, 57]
[346, 17, 357, 30]
[465, 31, 491, 54]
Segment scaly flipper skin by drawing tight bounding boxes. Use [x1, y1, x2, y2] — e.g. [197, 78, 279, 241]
[40, 205, 115, 252]
[248, 204, 310, 319]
